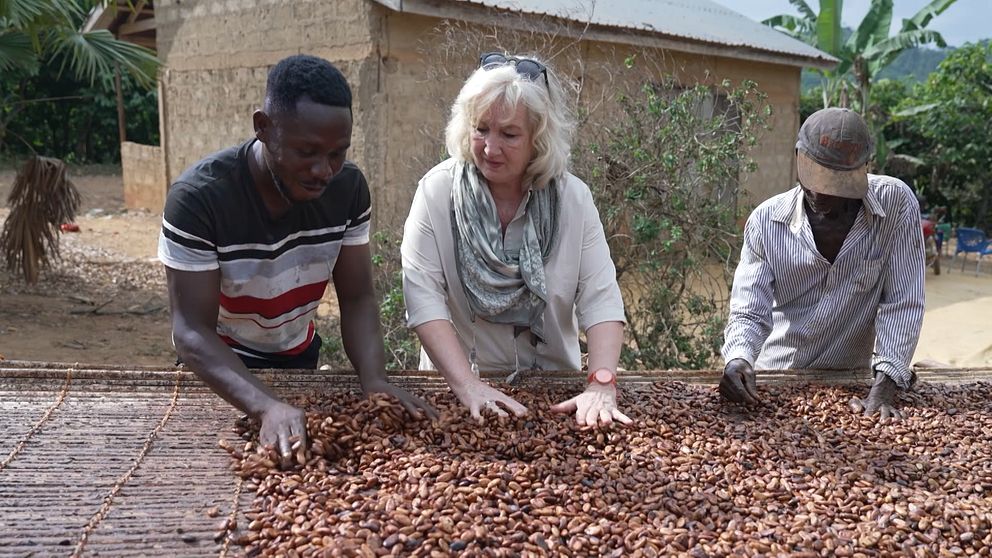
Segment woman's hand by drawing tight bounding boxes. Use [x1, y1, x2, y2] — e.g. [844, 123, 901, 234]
[451, 378, 528, 422]
[551, 383, 632, 427]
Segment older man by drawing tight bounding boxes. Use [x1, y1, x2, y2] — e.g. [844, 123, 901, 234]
[720, 108, 925, 419]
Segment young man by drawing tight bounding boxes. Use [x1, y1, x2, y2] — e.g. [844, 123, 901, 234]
[720, 108, 926, 420]
[159, 55, 435, 465]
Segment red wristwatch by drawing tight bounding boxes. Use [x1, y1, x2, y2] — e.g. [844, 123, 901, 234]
[587, 368, 617, 386]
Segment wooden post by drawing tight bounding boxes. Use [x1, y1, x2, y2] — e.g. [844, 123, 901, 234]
[115, 66, 127, 144]
[158, 70, 170, 192]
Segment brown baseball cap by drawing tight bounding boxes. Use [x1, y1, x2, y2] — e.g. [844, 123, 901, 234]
[796, 108, 873, 199]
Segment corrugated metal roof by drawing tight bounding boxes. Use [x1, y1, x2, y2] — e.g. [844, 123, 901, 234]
[374, 0, 838, 69]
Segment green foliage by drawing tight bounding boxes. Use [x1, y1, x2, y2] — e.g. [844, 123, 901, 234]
[895, 43, 992, 228]
[0, 0, 160, 162]
[767, 0, 956, 110]
[1, 60, 159, 162]
[317, 325, 346, 366]
[572, 74, 771, 369]
[0, 0, 158, 87]
[803, 46, 950, 92]
[318, 231, 421, 370]
[764, 0, 846, 107]
[799, 85, 825, 122]
[374, 236, 421, 370]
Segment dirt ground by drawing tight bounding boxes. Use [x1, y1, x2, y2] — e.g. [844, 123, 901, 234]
[0, 169, 174, 365]
[1, 169, 991, 368]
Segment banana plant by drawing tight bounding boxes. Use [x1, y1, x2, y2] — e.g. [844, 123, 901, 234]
[848, 0, 956, 115]
[763, 0, 845, 108]
[763, 0, 956, 111]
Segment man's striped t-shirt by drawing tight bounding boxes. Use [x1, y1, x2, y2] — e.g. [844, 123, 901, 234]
[157, 139, 371, 362]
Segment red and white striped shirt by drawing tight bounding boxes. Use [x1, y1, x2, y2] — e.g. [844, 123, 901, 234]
[158, 140, 370, 362]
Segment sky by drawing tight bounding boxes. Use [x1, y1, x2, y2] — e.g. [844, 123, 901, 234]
[713, 0, 991, 47]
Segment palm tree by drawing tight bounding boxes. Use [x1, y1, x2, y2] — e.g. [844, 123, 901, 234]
[763, 0, 956, 111]
[0, 0, 157, 85]
[0, 0, 159, 151]
[0, 0, 159, 283]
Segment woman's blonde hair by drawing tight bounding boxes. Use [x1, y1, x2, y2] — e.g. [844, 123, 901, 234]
[445, 56, 574, 190]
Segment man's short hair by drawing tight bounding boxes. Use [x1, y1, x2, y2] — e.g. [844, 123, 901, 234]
[266, 55, 352, 114]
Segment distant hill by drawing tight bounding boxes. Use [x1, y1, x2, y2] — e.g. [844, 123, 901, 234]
[877, 47, 950, 81]
[801, 46, 950, 91]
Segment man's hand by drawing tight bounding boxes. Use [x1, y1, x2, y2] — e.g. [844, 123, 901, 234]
[849, 373, 903, 420]
[551, 383, 632, 427]
[719, 358, 760, 404]
[362, 378, 439, 420]
[452, 378, 528, 422]
[258, 401, 307, 469]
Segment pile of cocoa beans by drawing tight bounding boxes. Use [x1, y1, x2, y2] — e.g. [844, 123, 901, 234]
[220, 381, 992, 557]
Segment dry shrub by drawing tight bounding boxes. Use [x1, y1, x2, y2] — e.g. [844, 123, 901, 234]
[0, 156, 81, 283]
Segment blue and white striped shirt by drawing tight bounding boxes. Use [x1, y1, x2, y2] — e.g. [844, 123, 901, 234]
[722, 175, 925, 389]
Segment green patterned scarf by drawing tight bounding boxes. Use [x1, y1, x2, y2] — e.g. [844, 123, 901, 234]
[450, 161, 560, 344]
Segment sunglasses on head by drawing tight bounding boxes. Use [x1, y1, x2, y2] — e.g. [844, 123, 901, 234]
[478, 52, 550, 88]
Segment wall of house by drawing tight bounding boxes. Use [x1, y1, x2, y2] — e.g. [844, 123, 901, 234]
[714, 58, 801, 206]
[121, 141, 167, 210]
[371, 15, 802, 233]
[153, 0, 389, 219]
[153, 1, 801, 231]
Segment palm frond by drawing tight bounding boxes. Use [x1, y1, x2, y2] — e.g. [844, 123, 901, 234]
[815, 0, 843, 56]
[847, 0, 893, 53]
[762, 14, 813, 41]
[902, 0, 958, 32]
[0, 30, 37, 73]
[864, 28, 947, 68]
[0, 0, 46, 28]
[788, 0, 818, 21]
[835, 52, 854, 77]
[47, 28, 159, 89]
[40, 0, 84, 24]
[893, 102, 940, 119]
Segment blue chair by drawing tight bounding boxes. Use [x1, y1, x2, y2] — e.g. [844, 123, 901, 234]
[953, 227, 992, 274]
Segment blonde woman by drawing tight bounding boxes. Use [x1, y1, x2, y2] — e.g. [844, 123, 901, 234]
[401, 53, 631, 426]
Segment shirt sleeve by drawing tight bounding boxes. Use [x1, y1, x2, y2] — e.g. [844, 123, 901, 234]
[872, 190, 926, 390]
[573, 184, 626, 331]
[400, 183, 451, 328]
[342, 171, 371, 246]
[157, 182, 219, 272]
[721, 210, 775, 366]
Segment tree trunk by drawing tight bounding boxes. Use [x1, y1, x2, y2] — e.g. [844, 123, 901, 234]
[861, 79, 870, 116]
[115, 66, 127, 145]
[77, 111, 93, 162]
[977, 180, 991, 231]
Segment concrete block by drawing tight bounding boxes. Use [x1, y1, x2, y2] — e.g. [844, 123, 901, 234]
[121, 141, 167, 212]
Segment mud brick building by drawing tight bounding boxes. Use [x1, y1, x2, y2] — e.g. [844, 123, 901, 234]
[90, 0, 835, 228]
